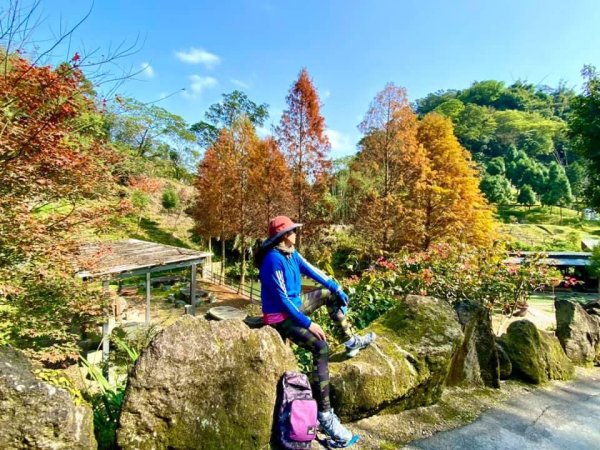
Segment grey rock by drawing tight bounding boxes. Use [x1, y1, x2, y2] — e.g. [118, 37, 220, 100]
[495, 341, 512, 380]
[555, 299, 600, 366]
[0, 346, 96, 450]
[117, 316, 298, 450]
[447, 300, 500, 388]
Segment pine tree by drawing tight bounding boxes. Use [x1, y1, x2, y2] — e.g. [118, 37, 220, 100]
[193, 130, 236, 279]
[276, 68, 331, 248]
[353, 83, 430, 251]
[248, 137, 293, 236]
[417, 113, 496, 249]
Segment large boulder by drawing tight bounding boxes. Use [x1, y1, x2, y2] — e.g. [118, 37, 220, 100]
[555, 299, 600, 366]
[329, 295, 463, 421]
[0, 346, 96, 449]
[446, 300, 500, 388]
[499, 320, 574, 384]
[582, 299, 600, 317]
[117, 316, 298, 450]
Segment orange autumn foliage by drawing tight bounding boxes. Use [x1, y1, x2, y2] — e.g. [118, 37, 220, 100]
[276, 68, 332, 247]
[417, 113, 496, 248]
[354, 83, 430, 252]
[352, 84, 496, 253]
[0, 53, 119, 265]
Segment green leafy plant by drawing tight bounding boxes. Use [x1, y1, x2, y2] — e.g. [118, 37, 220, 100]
[81, 336, 139, 450]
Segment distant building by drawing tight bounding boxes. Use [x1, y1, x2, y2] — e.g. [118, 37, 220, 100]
[583, 208, 599, 221]
[506, 251, 595, 291]
[581, 239, 600, 252]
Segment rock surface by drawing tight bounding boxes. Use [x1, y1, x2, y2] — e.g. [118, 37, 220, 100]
[555, 299, 600, 366]
[447, 300, 499, 388]
[0, 346, 96, 450]
[499, 320, 574, 384]
[495, 341, 512, 380]
[329, 295, 463, 421]
[117, 316, 298, 450]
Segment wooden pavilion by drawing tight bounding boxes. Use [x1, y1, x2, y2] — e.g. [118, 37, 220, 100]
[75, 239, 211, 365]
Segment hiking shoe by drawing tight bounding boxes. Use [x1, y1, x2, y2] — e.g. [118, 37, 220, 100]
[345, 332, 376, 358]
[318, 409, 353, 444]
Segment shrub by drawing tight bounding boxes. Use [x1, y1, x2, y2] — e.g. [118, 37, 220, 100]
[344, 243, 562, 330]
[0, 262, 105, 368]
[161, 187, 180, 211]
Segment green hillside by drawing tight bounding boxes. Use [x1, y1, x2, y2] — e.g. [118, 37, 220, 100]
[498, 205, 600, 251]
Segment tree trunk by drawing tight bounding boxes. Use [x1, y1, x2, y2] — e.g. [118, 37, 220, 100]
[240, 238, 246, 293]
[208, 237, 212, 274]
[220, 236, 225, 285]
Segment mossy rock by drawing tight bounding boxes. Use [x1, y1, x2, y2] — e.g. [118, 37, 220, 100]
[499, 319, 574, 384]
[117, 316, 298, 450]
[447, 300, 499, 388]
[329, 295, 463, 421]
[0, 346, 96, 450]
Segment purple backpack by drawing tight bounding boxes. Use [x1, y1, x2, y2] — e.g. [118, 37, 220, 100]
[276, 371, 318, 449]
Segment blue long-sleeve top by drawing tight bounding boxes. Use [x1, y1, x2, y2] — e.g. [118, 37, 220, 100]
[259, 248, 339, 328]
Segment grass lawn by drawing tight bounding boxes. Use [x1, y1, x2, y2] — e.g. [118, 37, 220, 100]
[497, 205, 600, 251]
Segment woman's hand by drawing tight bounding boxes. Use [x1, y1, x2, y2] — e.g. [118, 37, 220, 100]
[335, 288, 349, 306]
[308, 322, 327, 341]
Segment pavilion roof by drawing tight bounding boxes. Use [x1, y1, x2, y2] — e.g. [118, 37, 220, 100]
[75, 239, 211, 279]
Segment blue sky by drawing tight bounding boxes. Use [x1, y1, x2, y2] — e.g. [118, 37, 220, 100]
[28, 0, 600, 157]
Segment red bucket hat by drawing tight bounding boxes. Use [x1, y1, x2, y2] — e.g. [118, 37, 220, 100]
[262, 215, 302, 247]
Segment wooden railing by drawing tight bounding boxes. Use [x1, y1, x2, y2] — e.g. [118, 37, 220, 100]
[203, 267, 261, 304]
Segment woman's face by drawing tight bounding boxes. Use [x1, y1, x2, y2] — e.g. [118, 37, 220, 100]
[284, 229, 297, 246]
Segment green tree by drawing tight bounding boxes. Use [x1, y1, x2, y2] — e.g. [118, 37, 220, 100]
[480, 174, 513, 204]
[487, 157, 506, 176]
[569, 65, 600, 207]
[191, 90, 268, 148]
[453, 104, 497, 153]
[459, 80, 506, 107]
[565, 161, 588, 201]
[518, 185, 537, 207]
[433, 98, 465, 120]
[414, 89, 458, 115]
[589, 245, 600, 293]
[110, 97, 195, 158]
[541, 162, 573, 206]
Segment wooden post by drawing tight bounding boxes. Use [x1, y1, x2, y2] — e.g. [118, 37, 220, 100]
[145, 272, 151, 324]
[250, 277, 254, 302]
[190, 263, 197, 315]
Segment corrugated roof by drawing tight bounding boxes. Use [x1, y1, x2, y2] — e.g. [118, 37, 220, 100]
[505, 251, 591, 267]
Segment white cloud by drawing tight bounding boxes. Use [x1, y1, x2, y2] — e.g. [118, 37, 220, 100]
[182, 75, 218, 99]
[231, 78, 249, 89]
[140, 62, 154, 78]
[256, 126, 271, 138]
[175, 47, 221, 68]
[326, 129, 354, 153]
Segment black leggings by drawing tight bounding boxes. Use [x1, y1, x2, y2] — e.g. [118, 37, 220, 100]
[273, 289, 353, 411]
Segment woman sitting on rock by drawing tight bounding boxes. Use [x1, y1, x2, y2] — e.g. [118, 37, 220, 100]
[254, 215, 375, 446]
